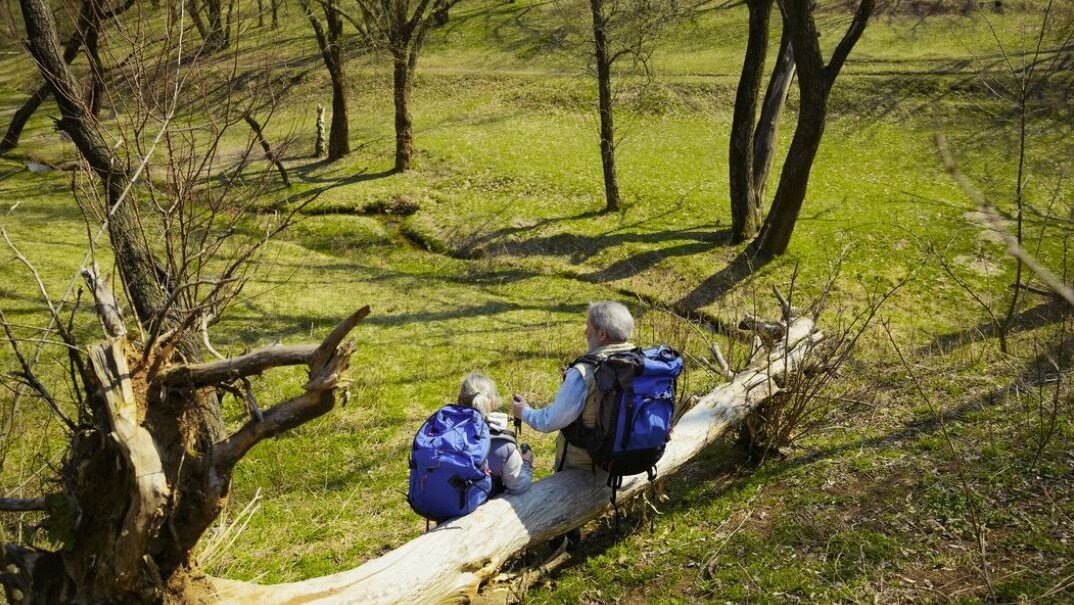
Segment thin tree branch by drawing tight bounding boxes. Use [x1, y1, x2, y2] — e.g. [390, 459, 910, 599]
[0, 497, 49, 512]
[212, 306, 370, 473]
[936, 134, 1074, 309]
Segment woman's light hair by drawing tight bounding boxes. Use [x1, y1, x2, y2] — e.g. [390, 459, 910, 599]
[457, 372, 500, 417]
[587, 301, 634, 343]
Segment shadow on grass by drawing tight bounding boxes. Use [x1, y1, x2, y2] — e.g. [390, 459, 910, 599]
[674, 247, 772, 312]
[225, 297, 588, 344]
[580, 229, 734, 284]
[918, 298, 1071, 355]
[273, 167, 397, 210]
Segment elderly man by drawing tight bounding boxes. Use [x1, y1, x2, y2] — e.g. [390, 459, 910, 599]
[510, 300, 636, 472]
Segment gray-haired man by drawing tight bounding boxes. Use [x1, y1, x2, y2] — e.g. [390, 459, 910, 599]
[510, 301, 636, 473]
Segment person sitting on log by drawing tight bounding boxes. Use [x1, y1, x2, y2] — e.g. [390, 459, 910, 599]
[460, 373, 534, 495]
[510, 302, 636, 471]
[408, 373, 534, 525]
[510, 301, 638, 546]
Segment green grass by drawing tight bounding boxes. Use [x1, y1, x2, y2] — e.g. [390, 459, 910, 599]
[2, 0, 1074, 601]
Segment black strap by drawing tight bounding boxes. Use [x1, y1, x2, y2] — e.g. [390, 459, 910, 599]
[490, 427, 516, 445]
[607, 473, 624, 534]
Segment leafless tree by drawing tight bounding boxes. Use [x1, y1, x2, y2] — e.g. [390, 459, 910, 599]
[728, 0, 795, 242]
[0, 0, 367, 600]
[584, 0, 693, 212]
[300, 0, 352, 161]
[354, 0, 461, 172]
[751, 0, 875, 256]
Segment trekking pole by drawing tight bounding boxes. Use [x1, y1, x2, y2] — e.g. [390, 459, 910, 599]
[511, 394, 523, 438]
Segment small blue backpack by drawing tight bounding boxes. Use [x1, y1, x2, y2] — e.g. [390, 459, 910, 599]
[407, 404, 493, 524]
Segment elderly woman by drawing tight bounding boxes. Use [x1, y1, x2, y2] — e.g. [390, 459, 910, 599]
[457, 372, 534, 494]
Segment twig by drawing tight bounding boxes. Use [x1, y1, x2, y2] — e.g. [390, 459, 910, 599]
[936, 134, 1074, 309]
[883, 321, 996, 601]
[0, 496, 49, 512]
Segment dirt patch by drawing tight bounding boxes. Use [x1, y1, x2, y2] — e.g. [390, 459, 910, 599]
[954, 254, 1003, 276]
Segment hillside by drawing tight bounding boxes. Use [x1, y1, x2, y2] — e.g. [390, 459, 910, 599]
[0, 0, 1072, 602]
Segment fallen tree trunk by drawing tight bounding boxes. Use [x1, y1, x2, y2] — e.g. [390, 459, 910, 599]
[208, 316, 822, 604]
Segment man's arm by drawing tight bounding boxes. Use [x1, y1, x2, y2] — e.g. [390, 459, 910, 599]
[514, 367, 588, 433]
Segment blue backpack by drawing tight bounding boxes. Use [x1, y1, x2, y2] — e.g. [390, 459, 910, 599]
[407, 404, 493, 524]
[562, 346, 684, 517]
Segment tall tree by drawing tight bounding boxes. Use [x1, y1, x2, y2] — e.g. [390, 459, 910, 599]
[753, 0, 874, 256]
[728, 0, 775, 240]
[589, 0, 621, 212]
[727, 0, 797, 242]
[301, 0, 350, 161]
[189, 0, 232, 52]
[355, 0, 460, 172]
[579, 0, 686, 212]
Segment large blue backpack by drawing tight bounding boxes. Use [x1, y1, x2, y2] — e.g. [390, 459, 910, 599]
[407, 405, 493, 524]
[562, 346, 684, 518]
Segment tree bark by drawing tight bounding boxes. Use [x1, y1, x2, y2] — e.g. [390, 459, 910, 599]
[83, 0, 104, 119]
[243, 112, 292, 186]
[754, 0, 874, 256]
[751, 29, 795, 210]
[589, 0, 621, 213]
[207, 316, 822, 604]
[392, 51, 414, 172]
[0, 0, 91, 152]
[19, 0, 165, 326]
[301, 0, 350, 162]
[729, 0, 772, 242]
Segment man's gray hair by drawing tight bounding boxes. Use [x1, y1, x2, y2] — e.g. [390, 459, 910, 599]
[588, 301, 634, 343]
[457, 372, 500, 417]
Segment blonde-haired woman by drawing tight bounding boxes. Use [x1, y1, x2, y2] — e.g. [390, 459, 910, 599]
[457, 372, 533, 494]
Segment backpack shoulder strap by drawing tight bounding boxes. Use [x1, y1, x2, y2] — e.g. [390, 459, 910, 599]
[490, 427, 516, 445]
[571, 353, 602, 369]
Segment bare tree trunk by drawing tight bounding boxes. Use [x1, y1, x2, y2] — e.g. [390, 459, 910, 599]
[729, 0, 772, 242]
[83, 0, 104, 119]
[589, 0, 621, 213]
[193, 0, 229, 52]
[328, 65, 350, 160]
[0, 0, 96, 152]
[754, 0, 874, 256]
[751, 30, 795, 204]
[0, 84, 52, 153]
[19, 0, 165, 324]
[302, 0, 349, 161]
[754, 82, 826, 257]
[392, 51, 413, 172]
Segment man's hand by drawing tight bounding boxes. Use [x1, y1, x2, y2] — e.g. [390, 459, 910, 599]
[511, 394, 528, 421]
[520, 444, 534, 465]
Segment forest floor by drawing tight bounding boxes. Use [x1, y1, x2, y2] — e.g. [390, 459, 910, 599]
[1, 0, 1073, 602]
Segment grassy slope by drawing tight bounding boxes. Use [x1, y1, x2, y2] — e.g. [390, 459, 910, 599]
[1, 0, 1072, 602]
